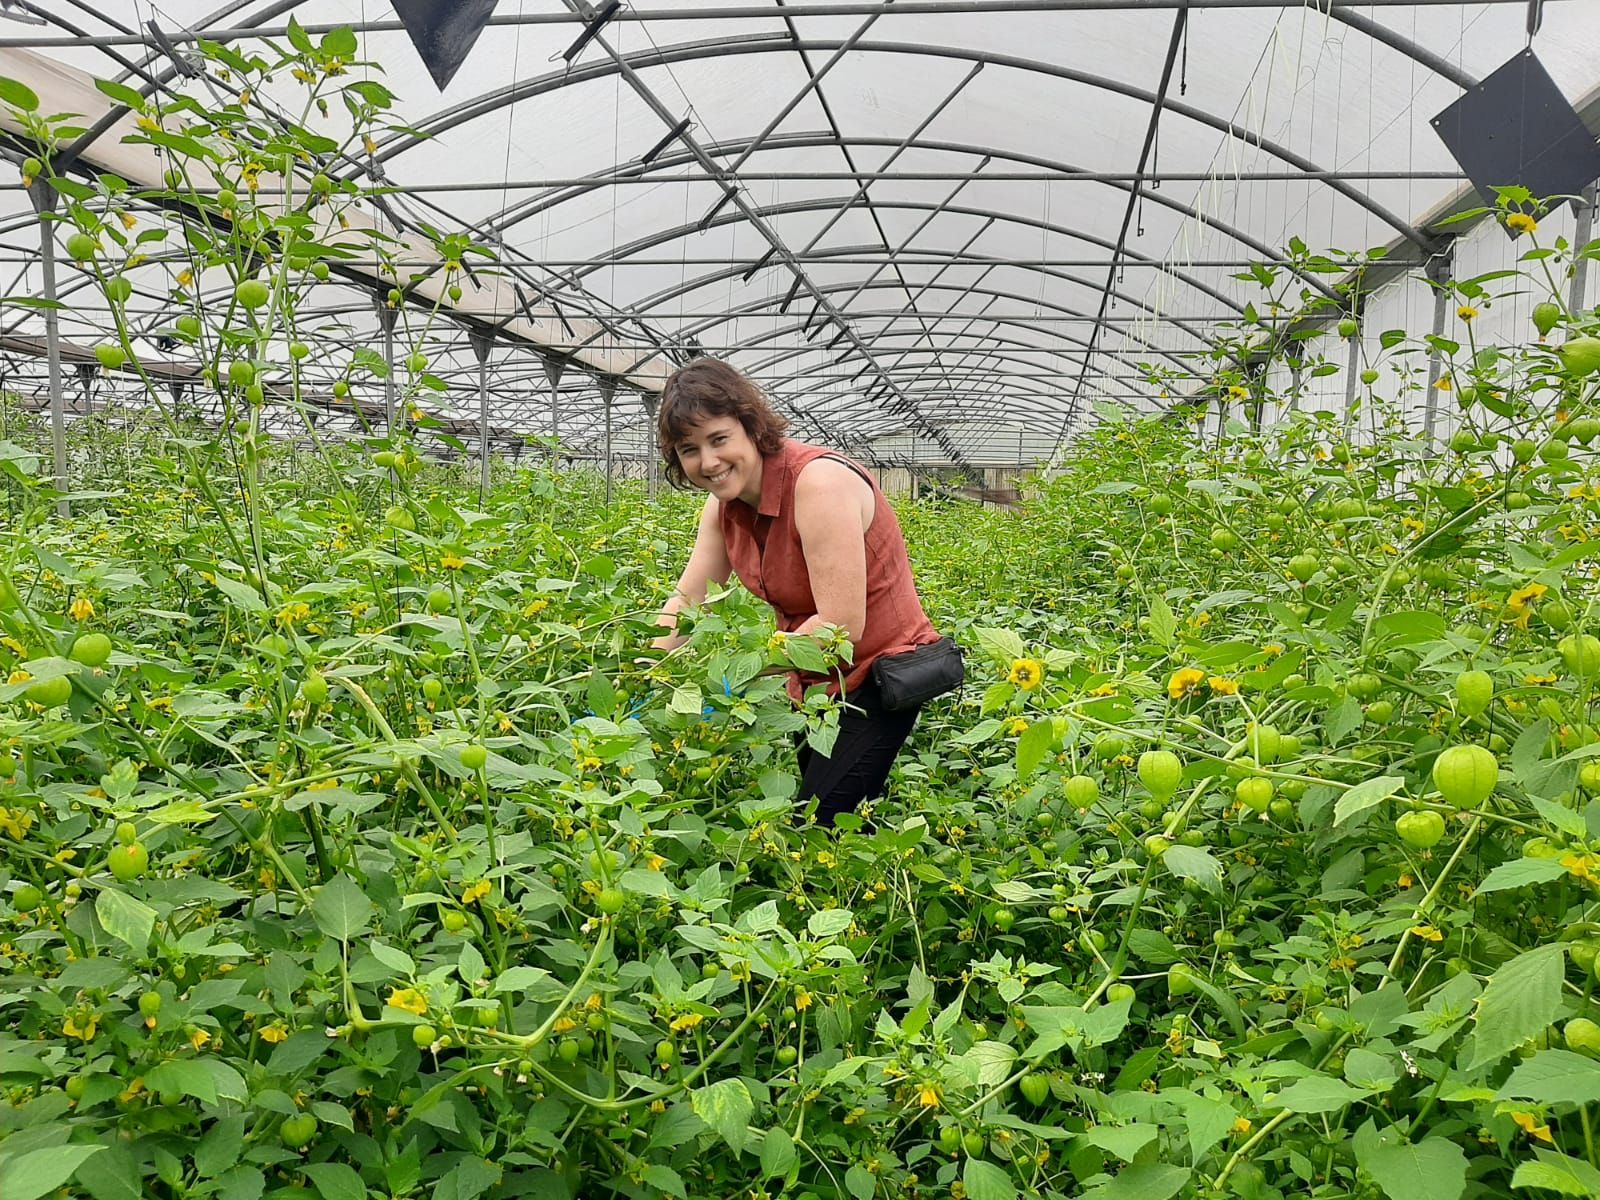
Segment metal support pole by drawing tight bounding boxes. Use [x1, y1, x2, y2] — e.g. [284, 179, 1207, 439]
[375, 294, 398, 437]
[27, 181, 66, 516]
[599, 378, 616, 506]
[640, 392, 660, 498]
[1422, 250, 1454, 443]
[543, 356, 565, 457]
[1343, 333, 1360, 437]
[1288, 362, 1302, 414]
[470, 329, 493, 503]
[1571, 184, 1597, 315]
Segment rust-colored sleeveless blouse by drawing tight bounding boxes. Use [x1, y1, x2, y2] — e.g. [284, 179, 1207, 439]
[719, 439, 940, 699]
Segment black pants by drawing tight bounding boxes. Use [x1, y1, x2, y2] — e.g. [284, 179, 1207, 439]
[795, 680, 921, 827]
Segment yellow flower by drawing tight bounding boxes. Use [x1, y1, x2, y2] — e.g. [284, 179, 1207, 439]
[440, 553, 466, 571]
[63, 1013, 100, 1041]
[189, 1027, 211, 1051]
[1, 636, 27, 658]
[522, 598, 549, 617]
[794, 990, 813, 1011]
[1457, 305, 1479, 322]
[552, 1016, 578, 1034]
[1168, 668, 1206, 700]
[1506, 213, 1538, 235]
[68, 596, 95, 621]
[135, 115, 160, 134]
[917, 1085, 941, 1109]
[1562, 853, 1599, 884]
[1402, 516, 1426, 537]
[276, 601, 310, 626]
[1435, 375, 1453, 392]
[1511, 1111, 1554, 1143]
[386, 987, 428, 1016]
[1409, 924, 1444, 942]
[1262, 643, 1283, 657]
[1398, 873, 1414, 889]
[0, 808, 34, 839]
[1507, 582, 1547, 615]
[1006, 717, 1028, 737]
[1523, 673, 1557, 685]
[461, 880, 490, 905]
[646, 853, 667, 871]
[1232, 1117, 1253, 1135]
[669, 1012, 704, 1033]
[7, 668, 31, 686]
[258, 1023, 289, 1044]
[176, 269, 193, 289]
[1008, 658, 1043, 691]
[1088, 682, 1118, 697]
[1207, 676, 1239, 697]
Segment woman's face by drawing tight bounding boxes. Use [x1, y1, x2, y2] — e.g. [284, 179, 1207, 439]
[675, 414, 763, 505]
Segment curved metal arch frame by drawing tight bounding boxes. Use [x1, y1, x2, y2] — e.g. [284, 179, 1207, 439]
[491, 131, 1337, 303]
[682, 277, 1203, 399]
[367, 33, 1440, 252]
[560, 193, 1249, 325]
[605, 240, 1221, 363]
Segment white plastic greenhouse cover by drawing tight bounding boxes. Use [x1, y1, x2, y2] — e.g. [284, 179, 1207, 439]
[2, 1, 1600, 469]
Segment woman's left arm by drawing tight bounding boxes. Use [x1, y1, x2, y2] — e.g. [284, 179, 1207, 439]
[791, 460, 870, 644]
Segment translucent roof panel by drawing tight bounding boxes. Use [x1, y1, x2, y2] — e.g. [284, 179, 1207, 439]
[2, 2, 1600, 467]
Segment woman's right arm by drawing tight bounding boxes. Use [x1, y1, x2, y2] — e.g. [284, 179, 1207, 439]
[650, 496, 732, 650]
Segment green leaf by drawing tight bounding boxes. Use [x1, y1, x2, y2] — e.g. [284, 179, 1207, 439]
[1081, 1124, 1159, 1162]
[1082, 1163, 1190, 1200]
[1016, 718, 1056, 779]
[1176, 1092, 1236, 1162]
[321, 26, 358, 57]
[1511, 1150, 1600, 1197]
[1468, 943, 1564, 1069]
[1499, 1050, 1600, 1106]
[974, 626, 1026, 662]
[807, 908, 853, 938]
[311, 872, 374, 942]
[1334, 776, 1405, 826]
[845, 1163, 876, 1200]
[1161, 844, 1222, 892]
[1272, 1075, 1370, 1113]
[690, 1078, 753, 1154]
[213, 574, 267, 613]
[301, 1161, 366, 1200]
[1475, 857, 1567, 894]
[1343, 1048, 1399, 1092]
[669, 683, 703, 716]
[641, 1164, 686, 1196]
[0, 1145, 106, 1200]
[195, 1116, 246, 1177]
[963, 1159, 1017, 1200]
[429, 1156, 498, 1200]
[145, 1059, 219, 1104]
[760, 1127, 796, 1179]
[1147, 593, 1177, 648]
[1357, 1134, 1467, 1200]
[93, 77, 146, 110]
[95, 887, 156, 951]
[72, 1143, 141, 1200]
[0, 76, 40, 112]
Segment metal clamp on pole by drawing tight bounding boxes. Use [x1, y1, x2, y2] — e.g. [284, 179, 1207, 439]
[562, 0, 622, 66]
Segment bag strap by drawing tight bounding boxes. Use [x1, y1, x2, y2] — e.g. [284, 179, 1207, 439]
[818, 452, 876, 490]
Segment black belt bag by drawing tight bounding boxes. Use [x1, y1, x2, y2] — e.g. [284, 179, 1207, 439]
[870, 636, 965, 712]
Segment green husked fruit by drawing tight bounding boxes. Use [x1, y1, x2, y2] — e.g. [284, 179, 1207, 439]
[963, 1131, 985, 1157]
[138, 991, 161, 1017]
[1137, 749, 1182, 799]
[1210, 527, 1238, 552]
[595, 887, 626, 915]
[385, 505, 415, 531]
[1560, 336, 1600, 377]
[1347, 672, 1383, 700]
[1064, 775, 1098, 807]
[422, 677, 443, 702]
[1580, 760, 1600, 792]
[1018, 1073, 1050, 1105]
[1167, 963, 1200, 998]
[1533, 302, 1561, 337]
[939, 1125, 961, 1154]
[12, 883, 42, 912]
[25, 675, 72, 707]
[228, 359, 255, 387]
[1366, 699, 1394, 724]
[1396, 810, 1445, 850]
[104, 276, 132, 304]
[279, 1113, 318, 1150]
[1338, 317, 1359, 338]
[427, 587, 452, 614]
[1361, 368, 1380, 385]
[65, 231, 98, 261]
[94, 343, 126, 371]
[1559, 634, 1600, 677]
[1562, 1018, 1600, 1056]
[1107, 982, 1136, 1003]
[1235, 777, 1273, 813]
[1432, 744, 1498, 809]
[1093, 733, 1127, 761]
[300, 670, 328, 706]
[1245, 723, 1281, 762]
[69, 633, 112, 667]
[1288, 553, 1319, 583]
[235, 278, 270, 309]
[108, 841, 148, 881]
[412, 1023, 436, 1048]
[776, 1045, 797, 1066]
[460, 743, 487, 771]
[1455, 669, 1493, 716]
[655, 1039, 675, 1065]
[1149, 494, 1174, 516]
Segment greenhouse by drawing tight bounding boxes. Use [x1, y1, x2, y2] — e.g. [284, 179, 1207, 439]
[3, 1, 1600, 1198]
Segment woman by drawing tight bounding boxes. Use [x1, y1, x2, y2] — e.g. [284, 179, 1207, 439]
[649, 358, 946, 827]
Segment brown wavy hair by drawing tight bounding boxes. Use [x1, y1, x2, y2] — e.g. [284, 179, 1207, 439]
[656, 358, 789, 489]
